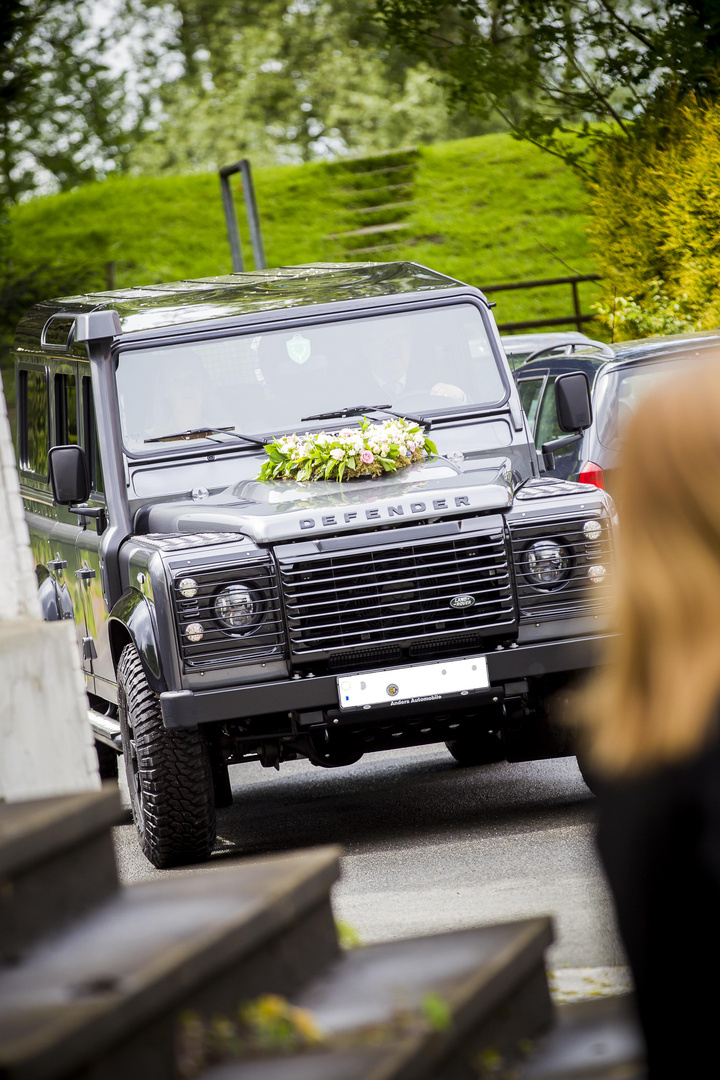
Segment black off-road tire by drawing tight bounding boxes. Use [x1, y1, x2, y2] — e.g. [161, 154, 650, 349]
[117, 644, 216, 868]
[575, 750, 600, 795]
[94, 739, 119, 781]
[445, 727, 505, 767]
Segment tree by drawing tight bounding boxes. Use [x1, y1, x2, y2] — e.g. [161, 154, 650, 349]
[128, 0, 497, 171]
[589, 96, 720, 337]
[0, 0, 148, 205]
[375, 1, 720, 174]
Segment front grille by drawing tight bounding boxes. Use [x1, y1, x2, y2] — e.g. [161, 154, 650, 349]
[278, 528, 515, 658]
[509, 513, 614, 620]
[172, 561, 284, 668]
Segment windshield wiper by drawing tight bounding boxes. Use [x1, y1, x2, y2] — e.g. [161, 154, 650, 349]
[301, 403, 431, 427]
[144, 425, 268, 447]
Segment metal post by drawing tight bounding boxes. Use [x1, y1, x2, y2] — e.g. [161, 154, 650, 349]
[571, 280, 582, 332]
[219, 166, 245, 273]
[218, 158, 267, 273]
[239, 160, 267, 270]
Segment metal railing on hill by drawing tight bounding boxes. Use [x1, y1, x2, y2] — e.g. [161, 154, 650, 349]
[479, 273, 601, 333]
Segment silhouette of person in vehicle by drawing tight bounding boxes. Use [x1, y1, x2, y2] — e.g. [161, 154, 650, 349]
[145, 350, 219, 440]
[366, 319, 467, 404]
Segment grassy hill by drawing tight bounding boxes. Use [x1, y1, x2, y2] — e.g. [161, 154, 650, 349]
[2, 132, 604, 411]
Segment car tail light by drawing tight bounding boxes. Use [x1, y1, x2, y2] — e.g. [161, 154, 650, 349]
[578, 461, 604, 489]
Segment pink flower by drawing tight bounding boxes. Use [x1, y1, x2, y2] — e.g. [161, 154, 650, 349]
[408, 441, 416, 453]
[360, 450, 374, 465]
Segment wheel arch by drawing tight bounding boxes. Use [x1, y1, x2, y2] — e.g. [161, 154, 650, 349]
[109, 588, 166, 694]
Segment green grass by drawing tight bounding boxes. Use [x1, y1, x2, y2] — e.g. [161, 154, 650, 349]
[405, 135, 604, 327]
[4, 131, 604, 350]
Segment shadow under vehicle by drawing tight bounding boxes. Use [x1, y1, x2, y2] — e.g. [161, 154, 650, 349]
[12, 262, 616, 867]
[515, 329, 720, 492]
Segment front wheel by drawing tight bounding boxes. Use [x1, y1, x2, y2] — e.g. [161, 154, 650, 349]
[117, 644, 216, 868]
[575, 750, 601, 795]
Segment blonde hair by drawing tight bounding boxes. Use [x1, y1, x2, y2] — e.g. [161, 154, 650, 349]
[581, 352, 720, 775]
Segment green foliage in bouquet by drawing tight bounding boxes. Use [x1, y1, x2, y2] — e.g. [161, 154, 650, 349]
[257, 417, 437, 483]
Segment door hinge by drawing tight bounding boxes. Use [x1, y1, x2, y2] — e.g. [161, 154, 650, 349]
[82, 637, 97, 661]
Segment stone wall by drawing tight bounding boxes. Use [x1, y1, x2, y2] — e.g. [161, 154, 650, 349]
[0, 376, 99, 800]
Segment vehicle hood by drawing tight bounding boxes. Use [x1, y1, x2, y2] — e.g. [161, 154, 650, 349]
[139, 457, 515, 544]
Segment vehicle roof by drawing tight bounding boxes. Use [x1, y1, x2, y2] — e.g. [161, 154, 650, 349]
[514, 352, 608, 379]
[500, 330, 594, 353]
[13, 261, 473, 356]
[515, 329, 720, 379]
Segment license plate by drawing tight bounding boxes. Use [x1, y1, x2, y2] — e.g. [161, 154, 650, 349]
[337, 655, 490, 711]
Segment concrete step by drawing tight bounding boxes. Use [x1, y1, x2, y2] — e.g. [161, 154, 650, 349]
[327, 221, 413, 241]
[345, 244, 402, 257]
[337, 182, 414, 204]
[196, 993, 646, 1080]
[0, 788, 122, 963]
[334, 164, 418, 185]
[195, 918, 555, 1080]
[518, 994, 646, 1079]
[0, 845, 341, 1080]
[327, 148, 419, 175]
[352, 201, 415, 217]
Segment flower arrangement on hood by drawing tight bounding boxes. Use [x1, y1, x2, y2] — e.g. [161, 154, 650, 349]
[257, 417, 437, 482]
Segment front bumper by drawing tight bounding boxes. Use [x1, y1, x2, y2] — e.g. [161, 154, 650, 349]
[160, 633, 612, 729]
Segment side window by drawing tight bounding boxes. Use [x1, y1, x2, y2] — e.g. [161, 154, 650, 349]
[82, 376, 104, 495]
[54, 372, 78, 446]
[18, 367, 49, 476]
[535, 375, 581, 479]
[535, 377, 565, 448]
[517, 377, 545, 432]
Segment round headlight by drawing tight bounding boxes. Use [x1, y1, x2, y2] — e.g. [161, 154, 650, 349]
[178, 577, 198, 598]
[214, 584, 255, 630]
[583, 520, 602, 541]
[524, 540, 568, 589]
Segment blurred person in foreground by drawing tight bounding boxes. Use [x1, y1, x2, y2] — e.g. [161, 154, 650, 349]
[577, 355, 720, 1078]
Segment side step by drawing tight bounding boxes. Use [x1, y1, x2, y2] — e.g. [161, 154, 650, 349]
[88, 709, 122, 751]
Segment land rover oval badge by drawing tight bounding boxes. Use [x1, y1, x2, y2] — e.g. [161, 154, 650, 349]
[450, 594, 476, 610]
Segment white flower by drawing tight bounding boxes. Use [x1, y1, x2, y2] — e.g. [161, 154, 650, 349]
[330, 447, 344, 460]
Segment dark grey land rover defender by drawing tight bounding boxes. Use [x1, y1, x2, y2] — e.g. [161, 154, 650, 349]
[13, 262, 614, 867]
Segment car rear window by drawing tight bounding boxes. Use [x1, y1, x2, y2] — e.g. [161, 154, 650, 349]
[594, 361, 679, 450]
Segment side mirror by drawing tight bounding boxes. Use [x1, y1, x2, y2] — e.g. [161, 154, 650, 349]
[49, 444, 90, 505]
[540, 372, 593, 472]
[555, 371, 592, 432]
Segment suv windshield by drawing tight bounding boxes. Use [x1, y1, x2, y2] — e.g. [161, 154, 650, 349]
[116, 303, 505, 452]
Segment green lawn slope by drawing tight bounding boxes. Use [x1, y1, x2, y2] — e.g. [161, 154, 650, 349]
[3, 131, 603, 403]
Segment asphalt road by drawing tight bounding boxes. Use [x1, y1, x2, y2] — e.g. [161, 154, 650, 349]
[113, 744, 630, 1001]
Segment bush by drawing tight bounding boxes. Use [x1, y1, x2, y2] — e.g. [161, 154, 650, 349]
[593, 279, 697, 341]
[589, 97, 720, 336]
